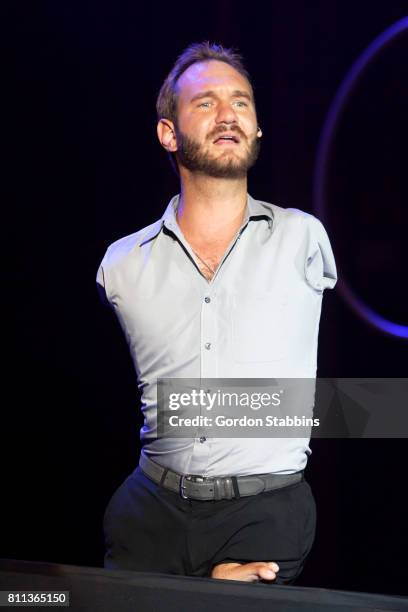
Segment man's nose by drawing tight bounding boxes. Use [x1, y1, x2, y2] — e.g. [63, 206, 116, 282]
[215, 102, 238, 125]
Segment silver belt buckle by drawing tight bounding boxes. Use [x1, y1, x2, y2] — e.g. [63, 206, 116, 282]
[180, 474, 207, 499]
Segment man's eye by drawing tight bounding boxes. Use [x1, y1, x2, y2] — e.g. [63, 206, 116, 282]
[197, 100, 248, 108]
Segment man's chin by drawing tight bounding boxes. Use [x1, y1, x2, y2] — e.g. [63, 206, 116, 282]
[196, 152, 249, 178]
[200, 163, 248, 179]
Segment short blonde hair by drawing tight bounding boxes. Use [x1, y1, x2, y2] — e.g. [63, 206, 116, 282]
[156, 41, 254, 125]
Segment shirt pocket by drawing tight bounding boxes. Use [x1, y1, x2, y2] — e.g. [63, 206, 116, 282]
[231, 292, 288, 362]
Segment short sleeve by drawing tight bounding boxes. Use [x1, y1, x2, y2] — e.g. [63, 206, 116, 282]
[304, 216, 337, 292]
[96, 255, 112, 308]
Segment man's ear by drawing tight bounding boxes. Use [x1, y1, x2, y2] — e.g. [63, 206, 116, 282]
[157, 119, 178, 152]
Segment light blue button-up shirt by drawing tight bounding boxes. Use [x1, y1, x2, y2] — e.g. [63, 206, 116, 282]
[96, 194, 337, 475]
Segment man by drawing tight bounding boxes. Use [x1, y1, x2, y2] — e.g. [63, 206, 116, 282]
[96, 42, 337, 584]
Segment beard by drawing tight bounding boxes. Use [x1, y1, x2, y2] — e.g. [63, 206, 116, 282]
[174, 127, 261, 179]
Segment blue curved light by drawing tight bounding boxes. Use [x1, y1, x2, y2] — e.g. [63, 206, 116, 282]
[314, 17, 408, 339]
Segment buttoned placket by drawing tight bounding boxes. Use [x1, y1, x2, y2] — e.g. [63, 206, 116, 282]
[162, 212, 251, 461]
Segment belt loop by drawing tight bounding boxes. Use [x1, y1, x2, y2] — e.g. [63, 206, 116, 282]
[159, 468, 169, 487]
[231, 476, 240, 499]
[214, 478, 222, 500]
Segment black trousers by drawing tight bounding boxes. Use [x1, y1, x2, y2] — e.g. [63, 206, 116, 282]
[103, 465, 316, 584]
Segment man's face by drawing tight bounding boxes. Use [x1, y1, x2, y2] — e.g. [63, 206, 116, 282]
[173, 60, 260, 179]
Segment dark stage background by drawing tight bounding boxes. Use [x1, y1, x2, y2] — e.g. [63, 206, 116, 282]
[2, 0, 408, 597]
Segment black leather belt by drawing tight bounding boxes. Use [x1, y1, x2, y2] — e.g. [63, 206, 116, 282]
[139, 451, 304, 501]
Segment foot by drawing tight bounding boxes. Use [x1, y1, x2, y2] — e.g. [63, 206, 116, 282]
[210, 561, 279, 583]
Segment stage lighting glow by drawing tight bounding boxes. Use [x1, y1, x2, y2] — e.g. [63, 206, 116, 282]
[314, 17, 408, 339]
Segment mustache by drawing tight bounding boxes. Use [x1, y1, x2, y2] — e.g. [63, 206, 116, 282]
[208, 125, 246, 140]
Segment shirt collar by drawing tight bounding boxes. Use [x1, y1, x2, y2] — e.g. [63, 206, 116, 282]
[140, 193, 273, 246]
[164, 193, 273, 228]
[246, 194, 274, 228]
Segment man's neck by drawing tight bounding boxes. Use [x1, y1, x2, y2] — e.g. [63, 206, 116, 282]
[176, 173, 248, 244]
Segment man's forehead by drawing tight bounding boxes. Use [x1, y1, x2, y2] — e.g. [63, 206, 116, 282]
[176, 60, 252, 99]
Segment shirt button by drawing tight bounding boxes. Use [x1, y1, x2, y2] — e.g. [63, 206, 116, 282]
[204, 296, 211, 303]
[205, 342, 211, 350]
[199, 436, 206, 443]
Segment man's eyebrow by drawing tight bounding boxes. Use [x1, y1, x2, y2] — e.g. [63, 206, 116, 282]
[190, 89, 253, 103]
[230, 90, 252, 100]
